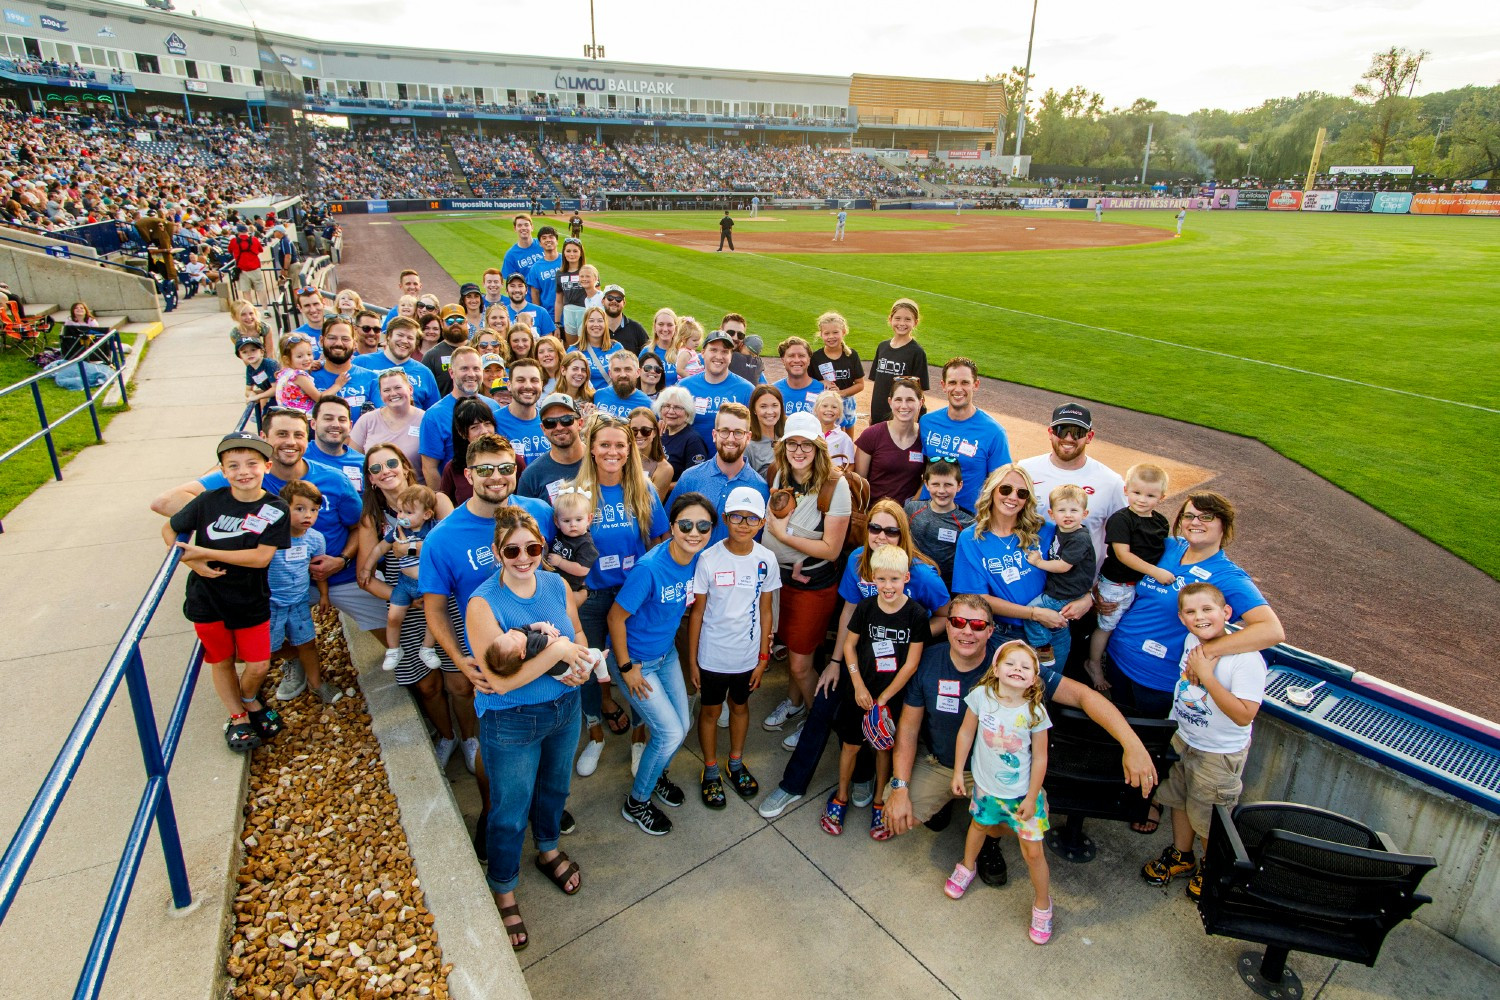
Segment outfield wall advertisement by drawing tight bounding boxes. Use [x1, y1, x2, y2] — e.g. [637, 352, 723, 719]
[328, 197, 577, 214]
[1336, 190, 1375, 213]
[1372, 192, 1414, 214]
[1301, 191, 1338, 212]
[1096, 197, 1208, 209]
[1410, 193, 1500, 216]
[1236, 189, 1270, 210]
[1267, 190, 1303, 211]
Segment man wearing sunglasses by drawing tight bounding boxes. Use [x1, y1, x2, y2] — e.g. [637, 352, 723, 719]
[881, 595, 1158, 884]
[418, 346, 508, 488]
[666, 403, 768, 547]
[918, 357, 1011, 513]
[517, 393, 586, 503]
[601, 284, 647, 355]
[352, 316, 440, 409]
[351, 308, 385, 357]
[503, 272, 556, 337]
[679, 331, 755, 458]
[422, 305, 476, 396]
[723, 313, 768, 386]
[309, 317, 380, 411]
[1018, 403, 1125, 574]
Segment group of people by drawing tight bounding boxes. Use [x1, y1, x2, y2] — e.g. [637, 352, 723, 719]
[159, 212, 1285, 954]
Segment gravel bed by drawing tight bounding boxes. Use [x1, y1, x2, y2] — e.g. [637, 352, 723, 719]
[225, 610, 453, 999]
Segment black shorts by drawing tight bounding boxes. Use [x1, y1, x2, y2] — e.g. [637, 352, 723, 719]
[698, 668, 752, 707]
[834, 695, 868, 747]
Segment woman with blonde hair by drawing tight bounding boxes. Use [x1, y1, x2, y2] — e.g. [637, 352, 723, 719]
[229, 297, 272, 354]
[535, 334, 566, 393]
[641, 307, 680, 386]
[483, 304, 511, 342]
[628, 405, 674, 499]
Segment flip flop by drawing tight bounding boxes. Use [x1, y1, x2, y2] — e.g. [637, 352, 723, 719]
[1131, 804, 1162, 835]
[602, 705, 630, 735]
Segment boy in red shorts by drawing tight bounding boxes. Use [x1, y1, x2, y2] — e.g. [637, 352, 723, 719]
[165, 432, 292, 752]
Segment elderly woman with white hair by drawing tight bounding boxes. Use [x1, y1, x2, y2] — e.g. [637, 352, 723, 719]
[654, 385, 709, 487]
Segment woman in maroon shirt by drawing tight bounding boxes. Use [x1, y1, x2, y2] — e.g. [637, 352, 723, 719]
[854, 376, 926, 505]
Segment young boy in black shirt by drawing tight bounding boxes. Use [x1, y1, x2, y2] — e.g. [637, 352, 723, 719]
[166, 432, 292, 752]
[824, 546, 929, 840]
[1023, 484, 1097, 667]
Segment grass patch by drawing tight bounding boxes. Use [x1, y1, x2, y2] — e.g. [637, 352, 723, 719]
[404, 209, 1500, 577]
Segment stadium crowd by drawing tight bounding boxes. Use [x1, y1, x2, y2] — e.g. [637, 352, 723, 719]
[309, 128, 459, 200]
[450, 136, 553, 199]
[615, 140, 922, 198]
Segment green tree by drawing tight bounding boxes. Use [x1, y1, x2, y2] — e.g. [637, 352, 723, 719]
[984, 66, 1034, 151]
[1444, 86, 1500, 181]
[1352, 46, 1429, 163]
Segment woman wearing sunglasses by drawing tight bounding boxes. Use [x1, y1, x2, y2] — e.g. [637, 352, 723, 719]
[637, 355, 666, 401]
[854, 376, 927, 506]
[628, 407, 675, 500]
[464, 506, 598, 951]
[760, 500, 949, 819]
[607, 492, 717, 835]
[349, 370, 427, 481]
[436, 398, 499, 505]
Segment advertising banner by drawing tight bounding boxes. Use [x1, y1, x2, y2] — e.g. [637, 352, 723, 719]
[1329, 165, 1414, 176]
[327, 198, 559, 215]
[1335, 190, 1375, 213]
[1371, 192, 1414, 214]
[1210, 189, 1239, 210]
[1409, 193, 1500, 217]
[946, 150, 981, 159]
[1267, 190, 1303, 211]
[1018, 197, 1072, 209]
[1301, 191, 1338, 212]
[1097, 197, 1207, 209]
[1236, 189, 1269, 210]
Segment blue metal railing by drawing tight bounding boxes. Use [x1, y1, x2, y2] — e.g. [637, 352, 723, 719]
[0, 330, 130, 482]
[0, 400, 261, 1000]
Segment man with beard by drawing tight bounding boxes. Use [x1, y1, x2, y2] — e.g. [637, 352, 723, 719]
[352, 308, 385, 356]
[601, 284, 647, 355]
[422, 306, 473, 396]
[592, 351, 652, 420]
[678, 331, 754, 458]
[305, 396, 365, 494]
[149, 408, 372, 698]
[418, 346, 507, 488]
[772, 336, 819, 417]
[918, 358, 1011, 514]
[504, 271, 556, 337]
[516, 394, 585, 503]
[352, 316, 440, 408]
[491, 357, 547, 463]
[310, 318, 380, 411]
[666, 403, 768, 547]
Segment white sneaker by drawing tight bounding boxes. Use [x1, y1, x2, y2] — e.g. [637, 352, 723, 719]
[275, 661, 307, 701]
[463, 737, 480, 774]
[576, 739, 604, 777]
[631, 742, 645, 777]
[418, 646, 442, 670]
[762, 698, 805, 731]
[381, 648, 400, 672]
[851, 779, 875, 808]
[758, 786, 802, 819]
[434, 737, 457, 770]
[718, 703, 730, 729]
[781, 723, 803, 751]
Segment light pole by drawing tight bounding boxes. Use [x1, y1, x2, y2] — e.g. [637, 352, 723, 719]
[583, 0, 605, 59]
[1012, 0, 1038, 163]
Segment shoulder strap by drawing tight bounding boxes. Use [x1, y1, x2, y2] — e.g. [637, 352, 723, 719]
[817, 466, 844, 514]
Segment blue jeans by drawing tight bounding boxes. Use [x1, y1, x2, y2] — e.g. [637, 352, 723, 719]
[609, 649, 690, 802]
[577, 585, 620, 726]
[778, 681, 874, 797]
[1022, 593, 1069, 652]
[479, 692, 581, 894]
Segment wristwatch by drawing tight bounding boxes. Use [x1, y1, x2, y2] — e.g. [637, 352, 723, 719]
[618, 659, 636, 674]
[889, 777, 909, 790]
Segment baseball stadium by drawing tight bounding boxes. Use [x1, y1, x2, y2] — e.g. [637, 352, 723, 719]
[0, 1, 1497, 998]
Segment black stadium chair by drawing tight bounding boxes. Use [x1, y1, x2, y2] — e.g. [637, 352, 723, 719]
[1198, 802, 1437, 999]
[1042, 706, 1178, 862]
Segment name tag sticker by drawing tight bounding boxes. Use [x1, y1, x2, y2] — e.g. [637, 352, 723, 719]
[694, 397, 709, 414]
[938, 679, 960, 696]
[440, 355, 452, 370]
[818, 363, 836, 380]
[872, 639, 896, 657]
[876, 655, 898, 673]
[286, 545, 308, 562]
[908, 451, 924, 463]
[715, 571, 736, 587]
[622, 555, 636, 570]
[256, 504, 285, 523]
[598, 554, 621, 571]
[546, 480, 563, 502]
[957, 439, 978, 458]
[243, 515, 268, 533]
[937, 527, 958, 543]
[346, 394, 365, 407]
[344, 467, 363, 485]
[1188, 565, 1212, 580]
[936, 695, 961, 714]
[1143, 639, 1169, 658]
[1000, 565, 1021, 585]
[408, 426, 420, 437]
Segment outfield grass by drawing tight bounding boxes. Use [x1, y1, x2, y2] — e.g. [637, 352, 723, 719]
[405, 209, 1500, 578]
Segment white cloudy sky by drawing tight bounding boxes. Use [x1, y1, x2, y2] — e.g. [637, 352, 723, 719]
[196, 0, 1498, 112]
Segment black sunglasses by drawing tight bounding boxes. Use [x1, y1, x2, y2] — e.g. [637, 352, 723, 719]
[1051, 425, 1089, 440]
[867, 524, 902, 538]
[542, 415, 578, 429]
[675, 519, 713, 535]
[358, 324, 382, 333]
[603, 294, 624, 303]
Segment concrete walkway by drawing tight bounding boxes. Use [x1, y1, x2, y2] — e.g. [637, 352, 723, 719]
[0, 295, 250, 999]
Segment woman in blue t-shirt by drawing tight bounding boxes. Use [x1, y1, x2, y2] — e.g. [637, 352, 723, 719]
[464, 506, 596, 952]
[577, 306, 623, 392]
[607, 492, 715, 836]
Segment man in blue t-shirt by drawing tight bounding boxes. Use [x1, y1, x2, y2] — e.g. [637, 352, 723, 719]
[305, 397, 366, 495]
[503, 272, 556, 337]
[351, 316, 439, 408]
[772, 336, 820, 417]
[293, 286, 326, 342]
[418, 346, 507, 486]
[592, 351, 653, 420]
[310, 318, 380, 411]
[678, 331, 754, 458]
[919, 357, 1011, 512]
[382, 269, 423, 329]
[526, 226, 563, 315]
[500, 214, 546, 287]
[491, 357, 547, 463]
[667, 402, 768, 546]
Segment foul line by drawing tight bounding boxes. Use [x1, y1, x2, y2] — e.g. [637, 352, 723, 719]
[742, 252, 1500, 415]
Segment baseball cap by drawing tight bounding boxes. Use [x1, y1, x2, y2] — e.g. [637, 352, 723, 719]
[702, 330, 735, 350]
[234, 337, 264, 355]
[459, 281, 482, 298]
[539, 392, 580, 415]
[1049, 402, 1092, 431]
[780, 412, 823, 443]
[744, 334, 763, 354]
[506, 271, 528, 285]
[602, 284, 625, 298]
[724, 486, 766, 519]
[440, 304, 466, 323]
[480, 353, 505, 369]
[216, 432, 272, 460]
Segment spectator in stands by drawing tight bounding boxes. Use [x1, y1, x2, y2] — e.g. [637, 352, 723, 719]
[352, 317, 440, 410]
[230, 225, 264, 304]
[293, 288, 327, 342]
[424, 307, 475, 396]
[352, 309, 385, 357]
[310, 318, 380, 410]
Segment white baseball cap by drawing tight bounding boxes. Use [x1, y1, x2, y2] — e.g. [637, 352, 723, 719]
[780, 411, 824, 443]
[724, 486, 767, 519]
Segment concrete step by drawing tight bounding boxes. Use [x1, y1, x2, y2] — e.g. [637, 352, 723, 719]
[22, 302, 57, 318]
[49, 312, 127, 329]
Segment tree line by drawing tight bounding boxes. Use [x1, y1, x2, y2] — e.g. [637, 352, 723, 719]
[986, 48, 1500, 182]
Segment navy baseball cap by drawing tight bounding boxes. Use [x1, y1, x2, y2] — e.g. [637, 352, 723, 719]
[1049, 403, 1092, 431]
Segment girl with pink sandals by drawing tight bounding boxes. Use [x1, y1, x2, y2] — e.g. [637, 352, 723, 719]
[944, 640, 1055, 945]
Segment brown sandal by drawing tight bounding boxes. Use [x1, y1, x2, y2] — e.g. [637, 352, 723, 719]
[535, 850, 581, 895]
[499, 903, 528, 951]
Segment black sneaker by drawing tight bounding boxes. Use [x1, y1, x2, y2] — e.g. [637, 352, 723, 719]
[654, 772, 685, 808]
[622, 796, 673, 836]
[560, 809, 576, 835]
[977, 833, 1009, 887]
[924, 800, 955, 832]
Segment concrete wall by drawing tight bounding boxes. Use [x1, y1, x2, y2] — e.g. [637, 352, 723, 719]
[1242, 716, 1500, 962]
[0, 229, 99, 258]
[2, 244, 161, 324]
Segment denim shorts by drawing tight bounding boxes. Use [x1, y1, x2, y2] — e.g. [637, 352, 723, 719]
[268, 600, 315, 650]
[388, 572, 424, 609]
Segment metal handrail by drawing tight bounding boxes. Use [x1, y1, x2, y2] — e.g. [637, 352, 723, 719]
[0, 399, 261, 1000]
[0, 331, 130, 484]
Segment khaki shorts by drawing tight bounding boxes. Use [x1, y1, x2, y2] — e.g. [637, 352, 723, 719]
[885, 754, 969, 824]
[1156, 732, 1248, 839]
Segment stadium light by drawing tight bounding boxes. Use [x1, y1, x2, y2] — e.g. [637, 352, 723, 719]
[1013, 0, 1038, 161]
[584, 0, 605, 60]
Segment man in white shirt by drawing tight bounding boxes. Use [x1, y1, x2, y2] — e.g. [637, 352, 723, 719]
[1018, 402, 1125, 570]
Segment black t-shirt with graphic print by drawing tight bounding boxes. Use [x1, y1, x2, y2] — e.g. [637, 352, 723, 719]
[169, 486, 291, 627]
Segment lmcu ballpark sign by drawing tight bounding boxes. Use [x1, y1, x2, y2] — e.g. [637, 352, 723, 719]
[554, 73, 675, 95]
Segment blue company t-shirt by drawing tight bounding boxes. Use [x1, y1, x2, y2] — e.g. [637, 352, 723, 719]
[667, 460, 770, 547]
[352, 353, 441, 409]
[593, 387, 654, 420]
[949, 522, 1059, 628]
[639, 345, 679, 387]
[491, 407, 547, 463]
[838, 548, 951, 613]
[919, 408, 1012, 513]
[310, 365, 381, 411]
[506, 301, 556, 336]
[678, 371, 754, 458]
[615, 543, 700, 661]
[1108, 538, 1268, 692]
[469, 571, 576, 712]
[305, 441, 367, 494]
[502, 242, 547, 286]
[578, 342, 624, 391]
[772, 378, 819, 417]
[526, 256, 564, 312]
[906, 642, 1061, 768]
[199, 461, 362, 585]
[418, 394, 507, 467]
[585, 483, 670, 591]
